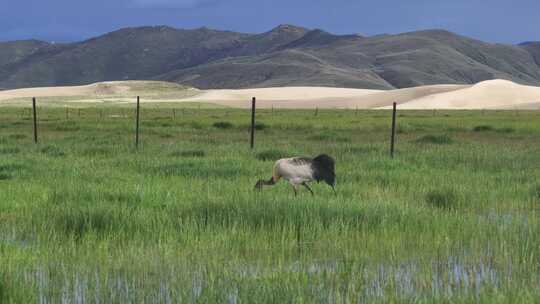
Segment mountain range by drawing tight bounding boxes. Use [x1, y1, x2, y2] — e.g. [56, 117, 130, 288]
[1, 24, 540, 90]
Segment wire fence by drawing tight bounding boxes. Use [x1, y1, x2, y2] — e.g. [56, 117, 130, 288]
[2, 96, 537, 161]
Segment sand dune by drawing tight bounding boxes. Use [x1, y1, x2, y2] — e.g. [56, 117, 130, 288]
[186, 87, 381, 108]
[0, 81, 197, 104]
[317, 84, 470, 109]
[0, 82, 131, 101]
[1, 79, 539, 109]
[396, 80, 540, 109]
[190, 87, 381, 101]
[184, 81, 540, 109]
[188, 85, 469, 109]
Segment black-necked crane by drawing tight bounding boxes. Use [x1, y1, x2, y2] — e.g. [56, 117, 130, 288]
[254, 154, 336, 196]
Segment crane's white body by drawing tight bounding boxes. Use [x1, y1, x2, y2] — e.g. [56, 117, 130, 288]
[255, 154, 336, 196]
[273, 158, 315, 186]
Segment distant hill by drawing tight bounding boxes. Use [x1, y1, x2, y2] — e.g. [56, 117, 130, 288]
[1, 25, 540, 90]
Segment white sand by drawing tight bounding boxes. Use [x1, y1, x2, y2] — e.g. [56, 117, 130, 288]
[395, 80, 540, 109]
[190, 87, 382, 101]
[183, 87, 381, 108]
[185, 85, 469, 109]
[1, 79, 540, 109]
[0, 82, 131, 101]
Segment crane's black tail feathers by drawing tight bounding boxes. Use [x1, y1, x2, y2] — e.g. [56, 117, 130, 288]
[312, 154, 336, 187]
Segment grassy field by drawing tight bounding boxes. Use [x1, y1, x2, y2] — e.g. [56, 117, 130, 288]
[0, 105, 539, 303]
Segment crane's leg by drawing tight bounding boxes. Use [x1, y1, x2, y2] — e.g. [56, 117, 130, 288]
[291, 184, 299, 196]
[302, 182, 314, 196]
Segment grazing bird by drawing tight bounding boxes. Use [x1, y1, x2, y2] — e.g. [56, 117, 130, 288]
[255, 154, 336, 196]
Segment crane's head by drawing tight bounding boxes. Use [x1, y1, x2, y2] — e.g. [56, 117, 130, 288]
[254, 177, 275, 191]
[254, 179, 265, 190]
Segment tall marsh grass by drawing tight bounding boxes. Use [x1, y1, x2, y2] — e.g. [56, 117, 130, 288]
[0, 107, 539, 302]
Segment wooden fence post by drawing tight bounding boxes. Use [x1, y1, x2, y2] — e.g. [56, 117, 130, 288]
[390, 102, 397, 158]
[32, 98, 38, 144]
[135, 96, 140, 149]
[250, 97, 256, 149]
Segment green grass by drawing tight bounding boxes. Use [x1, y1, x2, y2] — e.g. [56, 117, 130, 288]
[169, 149, 206, 158]
[425, 188, 459, 209]
[473, 125, 495, 132]
[256, 149, 289, 161]
[416, 134, 453, 145]
[0, 107, 539, 303]
[213, 121, 234, 129]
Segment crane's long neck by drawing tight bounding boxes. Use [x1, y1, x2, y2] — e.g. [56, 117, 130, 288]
[261, 177, 276, 186]
[271, 164, 281, 183]
[261, 165, 281, 185]
[255, 164, 281, 190]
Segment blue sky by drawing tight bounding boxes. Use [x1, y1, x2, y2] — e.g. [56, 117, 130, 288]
[1, 0, 539, 44]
